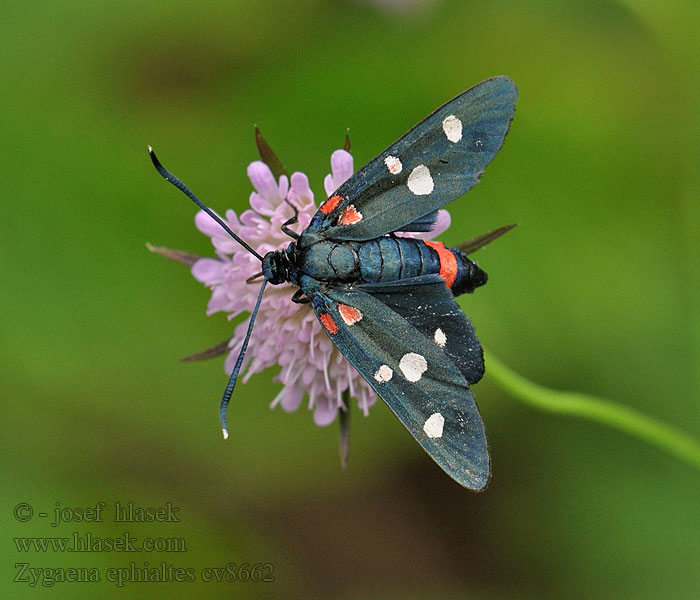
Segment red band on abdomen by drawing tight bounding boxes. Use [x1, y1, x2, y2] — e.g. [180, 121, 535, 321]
[424, 240, 457, 288]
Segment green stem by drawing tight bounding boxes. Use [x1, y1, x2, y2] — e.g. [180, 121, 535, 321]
[485, 351, 700, 472]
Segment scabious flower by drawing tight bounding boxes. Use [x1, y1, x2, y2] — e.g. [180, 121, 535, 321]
[190, 148, 451, 426]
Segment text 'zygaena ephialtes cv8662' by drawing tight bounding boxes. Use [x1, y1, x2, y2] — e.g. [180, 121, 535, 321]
[150, 76, 517, 490]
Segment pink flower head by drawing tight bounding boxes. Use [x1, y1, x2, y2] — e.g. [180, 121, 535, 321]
[192, 149, 450, 426]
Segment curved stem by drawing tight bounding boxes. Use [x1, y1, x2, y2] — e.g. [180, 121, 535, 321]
[485, 351, 700, 472]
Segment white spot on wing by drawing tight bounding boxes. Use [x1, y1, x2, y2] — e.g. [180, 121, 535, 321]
[442, 115, 463, 143]
[384, 155, 402, 174]
[434, 328, 447, 348]
[423, 412, 445, 438]
[399, 352, 428, 382]
[407, 165, 434, 196]
[374, 364, 393, 383]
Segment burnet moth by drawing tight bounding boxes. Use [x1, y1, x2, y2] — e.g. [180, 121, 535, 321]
[150, 76, 517, 490]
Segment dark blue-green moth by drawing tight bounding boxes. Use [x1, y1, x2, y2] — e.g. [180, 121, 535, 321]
[150, 76, 517, 490]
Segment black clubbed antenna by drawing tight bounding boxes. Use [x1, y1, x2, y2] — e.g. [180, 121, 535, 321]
[149, 145, 269, 438]
[219, 279, 267, 439]
[148, 146, 263, 261]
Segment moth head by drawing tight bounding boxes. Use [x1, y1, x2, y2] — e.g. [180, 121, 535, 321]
[262, 249, 293, 285]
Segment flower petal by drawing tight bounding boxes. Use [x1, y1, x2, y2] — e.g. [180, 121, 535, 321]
[331, 149, 354, 185]
[288, 172, 314, 210]
[280, 385, 304, 412]
[313, 398, 338, 426]
[247, 161, 278, 199]
[324, 149, 354, 196]
[191, 258, 224, 284]
[206, 285, 232, 315]
[195, 209, 229, 238]
[323, 174, 336, 197]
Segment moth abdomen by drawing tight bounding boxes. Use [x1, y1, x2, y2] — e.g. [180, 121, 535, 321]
[355, 237, 486, 297]
[448, 247, 487, 296]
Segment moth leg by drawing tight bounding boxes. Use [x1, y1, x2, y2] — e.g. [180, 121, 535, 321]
[246, 271, 264, 283]
[291, 289, 309, 304]
[281, 198, 300, 239]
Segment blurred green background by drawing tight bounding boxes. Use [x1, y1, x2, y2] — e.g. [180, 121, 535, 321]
[2, 0, 698, 598]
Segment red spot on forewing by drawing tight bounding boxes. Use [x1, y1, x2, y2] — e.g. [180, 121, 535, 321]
[319, 195, 342, 214]
[320, 312, 338, 334]
[338, 304, 362, 325]
[339, 204, 363, 225]
[425, 240, 457, 288]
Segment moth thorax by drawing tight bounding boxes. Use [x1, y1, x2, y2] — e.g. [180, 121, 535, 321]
[262, 246, 296, 285]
